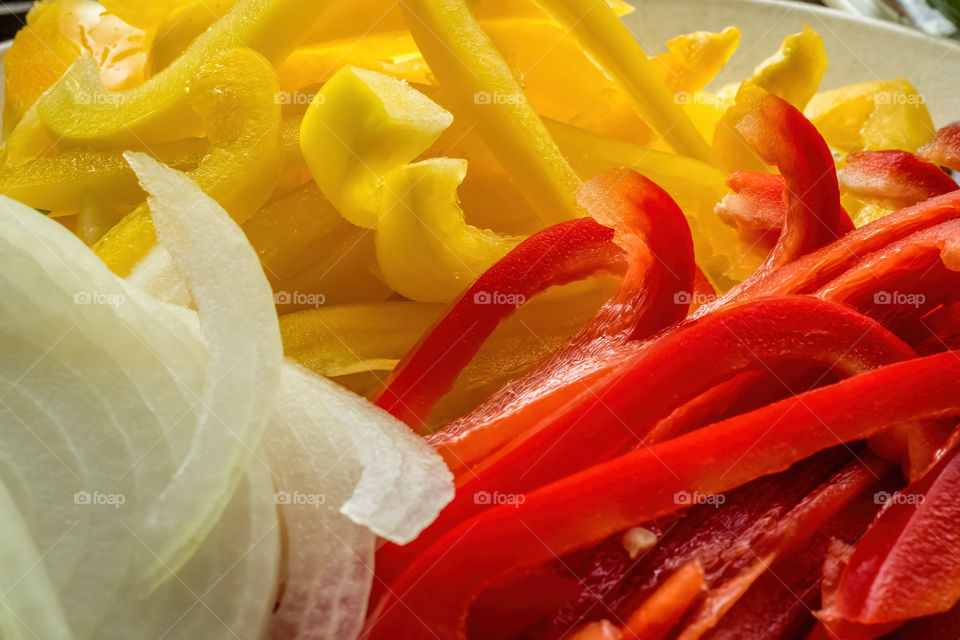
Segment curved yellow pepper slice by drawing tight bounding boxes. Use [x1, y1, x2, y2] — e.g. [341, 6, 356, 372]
[533, 0, 717, 165]
[300, 65, 453, 229]
[301, 66, 523, 302]
[241, 182, 392, 309]
[2, 0, 149, 136]
[653, 27, 741, 94]
[545, 118, 761, 286]
[378, 158, 524, 302]
[400, 0, 584, 224]
[93, 47, 283, 276]
[8, 0, 324, 157]
[0, 137, 206, 216]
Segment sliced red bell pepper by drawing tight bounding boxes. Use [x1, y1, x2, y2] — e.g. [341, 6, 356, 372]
[733, 93, 853, 274]
[620, 561, 705, 640]
[371, 297, 917, 589]
[715, 170, 786, 251]
[675, 455, 893, 639]
[364, 351, 960, 639]
[918, 122, 960, 172]
[374, 168, 694, 428]
[818, 436, 960, 638]
[839, 150, 958, 209]
[719, 188, 960, 305]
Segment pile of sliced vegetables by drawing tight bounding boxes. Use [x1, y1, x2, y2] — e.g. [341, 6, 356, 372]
[2, 0, 960, 638]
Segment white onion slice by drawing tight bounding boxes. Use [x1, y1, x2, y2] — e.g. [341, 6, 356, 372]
[125, 151, 283, 586]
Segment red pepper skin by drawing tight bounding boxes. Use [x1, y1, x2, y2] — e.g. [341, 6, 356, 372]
[839, 150, 958, 209]
[683, 456, 894, 640]
[734, 93, 853, 273]
[718, 189, 960, 306]
[364, 352, 960, 640]
[918, 122, 960, 172]
[426, 169, 695, 469]
[818, 437, 960, 637]
[374, 297, 918, 588]
[375, 168, 695, 429]
[715, 170, 786, 251]
[373, 217, 625, 428]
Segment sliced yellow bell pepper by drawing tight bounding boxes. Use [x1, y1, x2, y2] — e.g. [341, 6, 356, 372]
[750, 25, 826, 111]
[805, 79, 935, 153]
[0, 137, 206, 216]
[300, 65, 453, 229]
[241, 182, 392, 310]
[302, 66, 524, 302]
[533, 0, 718, 165]
[149, 0, 237, 72]
[400, 0, 584, 223]
[377, 158, 524, 302]
[711, 28, 826, 173]
[652, 27, 741, 94]
[2, 0, 149, 135]
[93, 47, 283, 276]
[8, 0, 325, 157]
[98, 0, 192, 28]
[281, 290, 609, 425]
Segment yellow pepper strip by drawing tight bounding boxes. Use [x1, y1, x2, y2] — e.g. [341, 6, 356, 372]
[277, 32, 433, 93]
[300, 65, 454, 229]
[400, 0, 584, 224]
[241, 182, 392, 309]
[533, 0, 718, 165]
[652, 27, 741, 94]
[377, 158, 524, 302]
[93, 47, 283, 276]
[712, 28, 826, 173]
[11, 0, 325, 155]
[0, 137, 206, 216]
[2, 0, 149, 136]
[301, 66, 525, 302]
[545, 118, 762, 286]
[149, 0, 237, 73]
[750, 25, 826, 110]
[280, 290, 609, 426]
[805, 78, 936, 153]
[98, 0, 192, 29]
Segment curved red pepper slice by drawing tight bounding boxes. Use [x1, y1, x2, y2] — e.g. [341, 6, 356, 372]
[425, 169, 695, 463]
[373, 298, 917, 597]
[918, 122, 960, 172]
[373, 216, 625, 428]
[818, 436, 960, 638]
[719, 188, 960, 305]
[374, 168, 694, 428]
[839, 150, 958, 209]
[364, 351, 960, 639]
[715, 170, 786, 251]
[734, 93, 853, 274]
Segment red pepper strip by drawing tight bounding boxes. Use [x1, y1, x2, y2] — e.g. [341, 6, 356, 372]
[363, 351, 960, 639]
[839, 150, 958, 209]
[715, 170, 786, 251]
[733, 93, 853, 275]
[373, 297, 917, 588]
[717, 188, 960, 306]
[534, 448, 854, 639]
[818, 436, 960, 637]
[912, 301, 960, 355]
[372, 216, 625, 427]
[918, 122, 960, 172]
[676, 455, 893, 640]
[816, 220, 960, 477]
[425, 169, 695, 467]
[621, 561, 705, 640]
[374, 168, 693, 429]
[881, 594, 960, 640]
